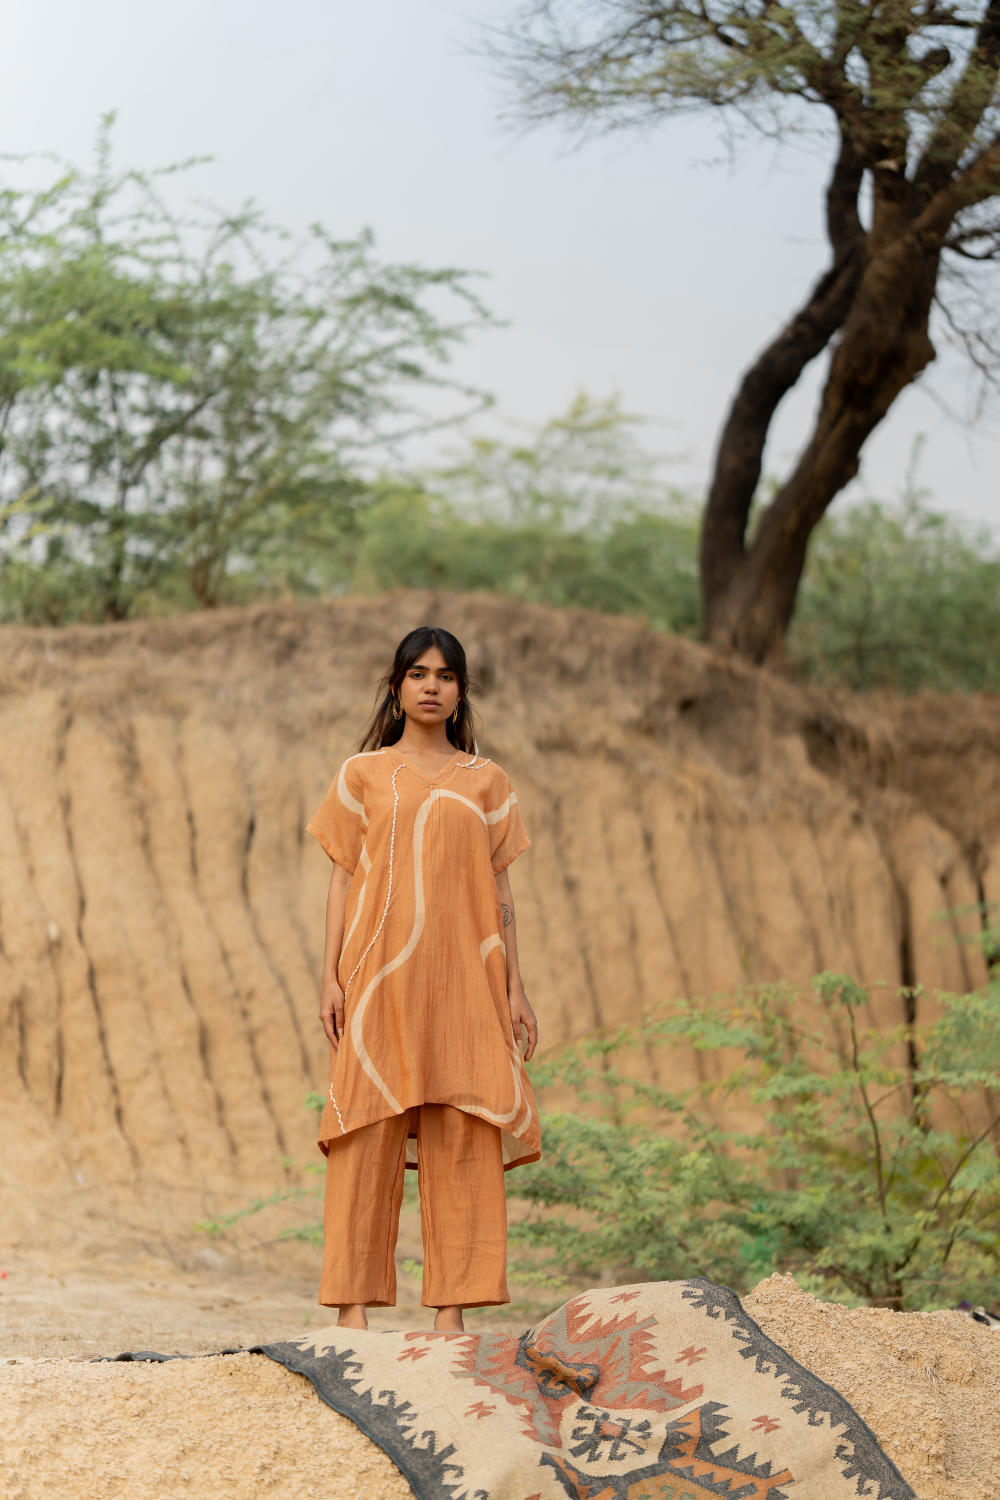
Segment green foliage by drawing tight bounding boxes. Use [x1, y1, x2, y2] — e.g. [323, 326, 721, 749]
[790, 492, 1000, 691]
[196, 1166, 326, 1246]
[0, 125, 996, 696]
[434, 392, 671, 530]
[491, 3, 1000, 664]
[208, 975, 1000, 1312]
[494, 0, 1000, 156]
[345, 396, 700, 632]
[0, 119, 490, 621]
[196, 1094, 327, 1243]
[510, 974, 1000, 1309]
[340, 415, 1000, 692]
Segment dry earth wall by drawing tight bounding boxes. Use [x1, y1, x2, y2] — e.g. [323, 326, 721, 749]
[1, 592, 998, 1219]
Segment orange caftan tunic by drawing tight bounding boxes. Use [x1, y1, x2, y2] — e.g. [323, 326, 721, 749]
[306, 746, 541, 1171]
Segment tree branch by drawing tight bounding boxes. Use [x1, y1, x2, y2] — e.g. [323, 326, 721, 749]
[929, 1110, 1000, 1216]
[918, 134, 1000, 237]
[699, 129, 864, 599]
[915, 0, 1000, 197]
[825, 128, 866, 253]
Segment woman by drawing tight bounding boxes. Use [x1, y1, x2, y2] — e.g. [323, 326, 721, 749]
[307, 625, 540, 1333]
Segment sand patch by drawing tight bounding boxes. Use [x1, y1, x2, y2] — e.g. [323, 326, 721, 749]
[747, 1273, 1000, 1500]
[1, 1266, 997, 1499]
[0, 1352, 410, 1500]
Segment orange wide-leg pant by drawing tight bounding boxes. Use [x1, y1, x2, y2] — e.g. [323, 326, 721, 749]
[319, 1103, 509, 1309]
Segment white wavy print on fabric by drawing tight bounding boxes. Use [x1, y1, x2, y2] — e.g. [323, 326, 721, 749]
[342, 842, 371, 951]
[476, 934, 531, 1137]
[336, 754, 367, 816]
[334, 753, 379, 950]
[472, 935, 533, 1139]
[344, 767, 533, 1139]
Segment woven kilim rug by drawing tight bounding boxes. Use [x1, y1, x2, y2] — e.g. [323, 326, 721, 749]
[255, 1278, 914, 1500]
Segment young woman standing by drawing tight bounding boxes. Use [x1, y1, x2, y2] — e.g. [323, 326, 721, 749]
[307, 625, 540, 1333]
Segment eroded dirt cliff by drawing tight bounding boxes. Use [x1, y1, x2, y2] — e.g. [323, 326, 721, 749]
[1, 592, 998, 1220]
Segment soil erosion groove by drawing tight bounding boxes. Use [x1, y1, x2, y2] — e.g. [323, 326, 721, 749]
[1, 591, 999, 1215]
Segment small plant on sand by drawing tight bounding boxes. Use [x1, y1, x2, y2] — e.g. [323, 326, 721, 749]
[510, 974, 1000, 1311]
[202, 977, 1000, 1312]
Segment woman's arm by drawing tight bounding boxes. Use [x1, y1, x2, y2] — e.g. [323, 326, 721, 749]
[495, 867, 538, 1061]
[319, 862, 353, 1048]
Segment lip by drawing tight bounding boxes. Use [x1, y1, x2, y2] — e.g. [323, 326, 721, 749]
[418, 700, 441, 708]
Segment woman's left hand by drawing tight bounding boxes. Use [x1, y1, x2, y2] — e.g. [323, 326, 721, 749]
[508, 987, 538, 1061]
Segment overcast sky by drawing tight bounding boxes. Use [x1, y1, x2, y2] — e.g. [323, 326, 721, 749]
[3, 0, 997, 526]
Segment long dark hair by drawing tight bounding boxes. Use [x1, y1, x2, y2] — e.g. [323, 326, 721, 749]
[358, 626, 478, 754]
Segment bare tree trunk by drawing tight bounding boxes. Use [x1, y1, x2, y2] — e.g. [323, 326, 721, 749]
[698, 138, 865, 649]
[701, 228, 940, 661]
[102, 509, 130, 622]
[490, 0, 1000, 666]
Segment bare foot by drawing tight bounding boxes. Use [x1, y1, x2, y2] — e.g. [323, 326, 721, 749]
[433, 1306, 464, 1333]
[337, 1303, 368, 1330]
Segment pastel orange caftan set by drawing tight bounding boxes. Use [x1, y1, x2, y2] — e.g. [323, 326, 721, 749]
[307, 746, 540, 1308]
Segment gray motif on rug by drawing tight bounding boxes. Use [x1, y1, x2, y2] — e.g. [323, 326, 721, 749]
[258, 1278, 915, 1499]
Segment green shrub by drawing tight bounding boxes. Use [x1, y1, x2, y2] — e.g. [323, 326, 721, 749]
[347, 480, 700, 634]
[790, 497, 1000, 691]
[205, 975, 1000, 1312]
[511, 973, 1000, 1309]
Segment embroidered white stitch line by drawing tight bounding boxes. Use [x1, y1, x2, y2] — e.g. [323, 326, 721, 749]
[327, 1088, 347, 1133]
[458, 756, 491, 770]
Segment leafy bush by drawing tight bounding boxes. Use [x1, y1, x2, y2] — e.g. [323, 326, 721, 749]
[345, 395, 701, 632]
[1, 120, 996, 701]
[510, 973, 1000, 1309]
[348, 483, 700, 634]
[790, 496, 1000, 692]
[0, 120, 489, 622]
[203, 976, 1000, 1313]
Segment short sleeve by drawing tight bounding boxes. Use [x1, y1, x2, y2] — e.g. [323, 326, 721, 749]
[306, 758, 366, 874]
[489, 779, 531, 874]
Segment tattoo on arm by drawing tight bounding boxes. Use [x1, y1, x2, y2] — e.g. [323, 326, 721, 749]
[501, 902, 513, 928]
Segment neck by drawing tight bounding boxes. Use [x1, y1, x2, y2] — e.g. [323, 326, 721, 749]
[397, 721, 454, 754]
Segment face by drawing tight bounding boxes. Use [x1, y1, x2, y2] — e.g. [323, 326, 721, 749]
[396, 646, 461, 725]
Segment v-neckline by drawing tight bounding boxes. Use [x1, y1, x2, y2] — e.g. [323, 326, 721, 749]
[389, 746, 463, 784]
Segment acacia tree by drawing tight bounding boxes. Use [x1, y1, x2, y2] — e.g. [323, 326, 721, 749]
[491, 0, 1000, 660]
[0, 125, 489, 621]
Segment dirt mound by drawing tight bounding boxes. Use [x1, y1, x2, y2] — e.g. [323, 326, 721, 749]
[2, 590, 999, 1226]
[4, 593, 1000, 1495]
[743, 1274, 1000, 1500]
[1, 1351, 409, 1500]
[2, 1274, 997, 1500]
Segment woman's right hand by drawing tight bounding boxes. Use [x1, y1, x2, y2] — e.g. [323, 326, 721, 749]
[320, 978, 346, 1049]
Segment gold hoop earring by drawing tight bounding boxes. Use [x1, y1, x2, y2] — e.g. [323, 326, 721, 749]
[451, 702, 461, 726]
[392, 697, 403, 721]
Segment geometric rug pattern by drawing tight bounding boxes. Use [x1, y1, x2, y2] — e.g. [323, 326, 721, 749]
[258, 1278, 916, 1499]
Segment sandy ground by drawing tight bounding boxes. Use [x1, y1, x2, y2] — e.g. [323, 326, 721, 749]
[0, 1177, 540, 1357]
[744, 1275, 1000, 1500]
[4, 597, 1000, 1497]
[0, 1199, 517, 1500]
[2, 1210, 999, 1500]
[0, 1238, 527, 1360]
[1, 1353, 412, 1500]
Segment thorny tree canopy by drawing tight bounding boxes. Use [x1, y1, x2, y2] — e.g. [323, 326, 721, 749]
[491, 1, 1000, 659]
[494, 0, 1000, 269]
